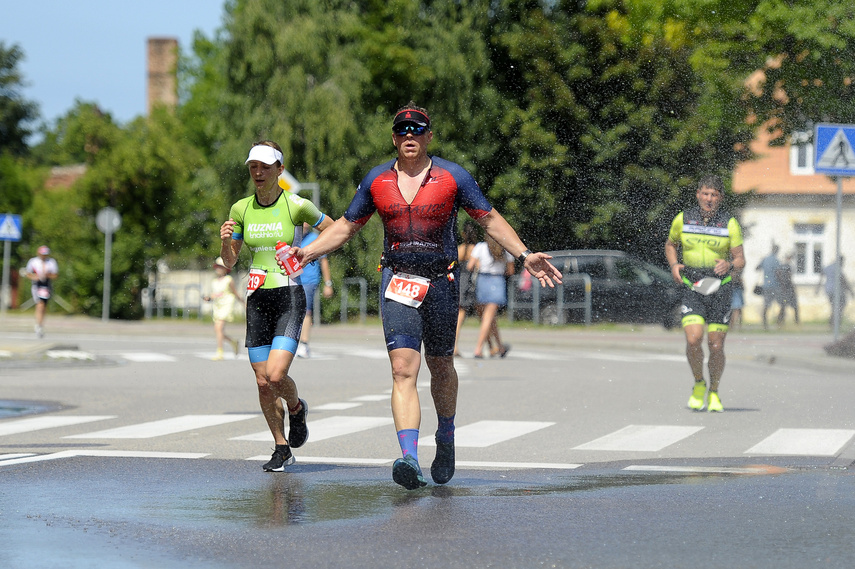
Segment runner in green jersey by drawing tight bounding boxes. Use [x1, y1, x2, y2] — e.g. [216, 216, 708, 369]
[219, 141, 334, 471]
[665, 175, 745, 413]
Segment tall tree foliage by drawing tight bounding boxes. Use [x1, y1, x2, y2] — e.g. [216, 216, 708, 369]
[484, 0, 755, 259]
[743, 0, 855, 142]
[30, 107, 213, 318]
[187, 0, 500, 315]
[0, 42, 38, 156]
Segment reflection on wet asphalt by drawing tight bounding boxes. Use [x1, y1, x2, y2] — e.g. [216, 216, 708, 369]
[4, 456, 855, 568]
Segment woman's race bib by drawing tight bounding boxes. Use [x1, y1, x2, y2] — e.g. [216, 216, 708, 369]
[37, 286, 51, 300]
[384, 272, 430, 308]
[246, 268, 267, 296]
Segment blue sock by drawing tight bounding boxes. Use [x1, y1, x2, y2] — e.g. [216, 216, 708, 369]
[397, 429, 419, 460]
[436, 414, 455, 444]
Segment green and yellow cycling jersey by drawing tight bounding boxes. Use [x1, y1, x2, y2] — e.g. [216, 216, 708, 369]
[668, 206, 743, 269]
[229, 191, 325, 289]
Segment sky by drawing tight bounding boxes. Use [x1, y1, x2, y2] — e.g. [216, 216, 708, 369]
[1, 0, 226, 134]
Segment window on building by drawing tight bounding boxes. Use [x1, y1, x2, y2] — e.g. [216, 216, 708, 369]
[793, 223, 824, 283]
[790, 131, 814, 175]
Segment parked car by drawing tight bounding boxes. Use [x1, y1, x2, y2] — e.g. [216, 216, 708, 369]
[510, 249, 683, 328]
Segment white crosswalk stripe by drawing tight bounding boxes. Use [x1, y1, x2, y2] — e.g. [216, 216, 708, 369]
[97, 346, 689, 365]
[745, 428, 855, 456]
[0, 415, 115, 437]
[572, 425, 704, 452]
[230, 415, 394, 443]
[120, 352, 177, 362]
[420, 420, 555, 448]
[3, 409, 855, 468]
[64, 414, 257, 439]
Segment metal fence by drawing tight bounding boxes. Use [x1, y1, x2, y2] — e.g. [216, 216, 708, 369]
[340, 277, 368, 323]
[142, 284, 205, 319]
[507, 273, 592, 325]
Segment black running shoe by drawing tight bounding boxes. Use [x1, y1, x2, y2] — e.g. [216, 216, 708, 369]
[392, 455, 427, 490]
[288, 398, 309, 448]
[431, 435, 455, 484]
[262, 444, 294, 472]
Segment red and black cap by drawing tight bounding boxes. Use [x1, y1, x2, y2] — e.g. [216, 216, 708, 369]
[393, 108, 430, 128]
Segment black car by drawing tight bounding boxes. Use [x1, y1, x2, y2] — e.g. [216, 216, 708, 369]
[509, 249, 683, 328]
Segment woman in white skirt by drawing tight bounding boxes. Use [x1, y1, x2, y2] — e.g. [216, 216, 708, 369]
[467, 235, 514, 359]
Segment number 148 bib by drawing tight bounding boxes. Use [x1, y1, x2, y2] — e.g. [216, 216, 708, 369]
[384, 272, 430, 308]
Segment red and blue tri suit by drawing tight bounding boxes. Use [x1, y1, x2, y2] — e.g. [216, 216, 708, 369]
[344, 156, 492, 356]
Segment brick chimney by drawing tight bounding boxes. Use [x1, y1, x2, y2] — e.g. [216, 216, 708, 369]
[147, 37, 178, 115]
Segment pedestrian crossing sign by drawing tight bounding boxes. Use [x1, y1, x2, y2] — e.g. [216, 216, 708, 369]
[0, 213, 23, 242]
[814, 123, 855, 176]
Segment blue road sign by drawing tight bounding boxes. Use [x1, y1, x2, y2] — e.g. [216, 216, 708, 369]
[0, 213, 23, 242]
[814, 123, 855, 176]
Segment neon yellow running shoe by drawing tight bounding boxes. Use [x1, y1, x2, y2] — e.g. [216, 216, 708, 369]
[707, 391, 724, 412]
[688, 381, 706, 410]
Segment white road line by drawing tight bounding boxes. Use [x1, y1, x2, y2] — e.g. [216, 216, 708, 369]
[420, 420, 555, 448]
[505, 351, 571, 361]
[623, 465, 779, 474]
[65, 414, 258, 439]
[315, 402, 363, 411]
[244, 456, 582, 470]
[337, 348, 390, 360]
[46, 350, 96, 361]
[0, 450, 209, 467]
[745, 428, 855, 456]
[231, 415, 394, 442]
[456, 460, 582, 470]
[247, 455, 393, 465]
[0, 415, 116, 437]
[350, 395, 389, 402]
[573, 425, 704, 452]
[120, 352, 178, 362]
[194, 352, 245, 361]
[0, 453, 36, 461]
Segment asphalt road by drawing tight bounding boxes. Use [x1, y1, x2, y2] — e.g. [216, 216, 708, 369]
[2, 314, 855, 568]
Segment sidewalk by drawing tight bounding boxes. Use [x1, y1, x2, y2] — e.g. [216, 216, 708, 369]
[1, 312, 853, 373]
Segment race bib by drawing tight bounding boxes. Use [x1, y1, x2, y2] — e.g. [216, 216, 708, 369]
[384, 272, 430, 308]
[37, 287, 51, 300]
[246, 268, 267, 296]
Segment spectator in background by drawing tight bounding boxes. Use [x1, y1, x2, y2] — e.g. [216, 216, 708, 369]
[454, 220, 501, 357]
[204, 257, 244, 361]
[816, 255, 853, 328]
[468, 235, 514, 359]
[775, 253, 799, 326]
[296, 223, 333, 358]
[756, 244, 781, 331]
[454, 220, 479, 357]
[25, 245, 58, 338]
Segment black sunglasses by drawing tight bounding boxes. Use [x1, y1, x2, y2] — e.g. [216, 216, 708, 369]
[393, 124, 427, 136]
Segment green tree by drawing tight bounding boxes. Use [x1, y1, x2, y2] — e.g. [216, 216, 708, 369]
[32, 101, 121, 165]
[31, 107, 213, 319]
[185, 0, 501, 318]
[740, 0, 855, 143]
[0, 42, 38, 156]
[484, 0, 755, 260]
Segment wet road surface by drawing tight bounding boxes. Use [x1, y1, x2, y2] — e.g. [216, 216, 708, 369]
[4, 455, 855, 568]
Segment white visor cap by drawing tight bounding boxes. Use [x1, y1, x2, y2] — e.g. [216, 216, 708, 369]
[245, 145, 283, 165]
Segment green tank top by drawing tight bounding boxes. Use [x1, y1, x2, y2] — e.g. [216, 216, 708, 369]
[229, 191, 325, 288]
[668, 206, 743, 269]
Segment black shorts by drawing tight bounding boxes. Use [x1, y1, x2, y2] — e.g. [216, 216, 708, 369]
[244, 286, 306, 348]
[680, 284, 732, 328]
[380, 267, 459, 357]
